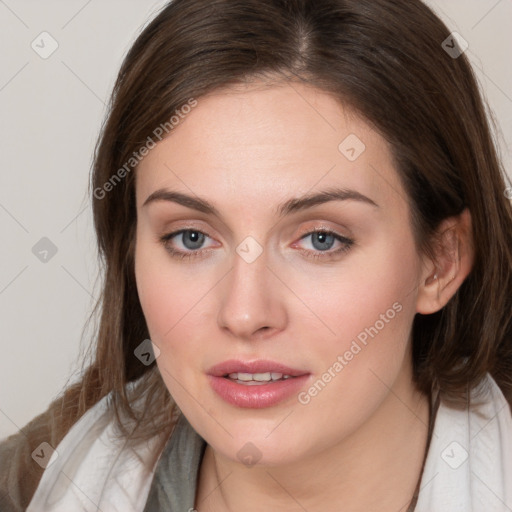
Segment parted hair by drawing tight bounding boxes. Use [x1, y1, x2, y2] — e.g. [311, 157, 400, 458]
[49, 0, 512, 447]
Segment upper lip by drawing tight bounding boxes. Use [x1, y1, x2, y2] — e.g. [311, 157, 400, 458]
[207, 359, 309, 377]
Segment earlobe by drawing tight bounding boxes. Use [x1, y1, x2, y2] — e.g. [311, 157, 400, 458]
[415, 208, 473, 315]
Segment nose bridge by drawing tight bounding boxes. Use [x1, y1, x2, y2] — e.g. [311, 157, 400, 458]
[217, 237, 286, 339]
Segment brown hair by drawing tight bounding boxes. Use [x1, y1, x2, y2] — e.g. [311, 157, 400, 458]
[49, 0, 512, 447]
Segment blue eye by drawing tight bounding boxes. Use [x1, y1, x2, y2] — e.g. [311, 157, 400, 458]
[160, 229, 213, 260]
[159, 228, 355, 261]
[295, 229, 355, 261]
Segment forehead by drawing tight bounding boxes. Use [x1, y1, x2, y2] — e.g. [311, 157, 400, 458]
[135, 81, 406, 217]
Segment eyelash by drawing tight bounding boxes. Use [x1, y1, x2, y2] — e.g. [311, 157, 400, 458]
[159, 227, 355, 262]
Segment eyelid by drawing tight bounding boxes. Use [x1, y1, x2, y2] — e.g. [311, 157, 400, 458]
[295, 223, 350, 238]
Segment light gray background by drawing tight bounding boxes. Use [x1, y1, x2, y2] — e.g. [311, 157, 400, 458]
[1, 0, 511, 439]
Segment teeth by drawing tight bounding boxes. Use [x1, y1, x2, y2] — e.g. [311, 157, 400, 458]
[227, 372, 293, 383]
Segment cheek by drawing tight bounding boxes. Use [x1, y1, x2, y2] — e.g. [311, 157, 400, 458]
[134, 236, 213, 375]
[294, 231, 418, 358]
[303, 235, 419, 399]
[292, 239, 419, 428]
[134, 248, 204, 408]
[135, 233, 177, 341]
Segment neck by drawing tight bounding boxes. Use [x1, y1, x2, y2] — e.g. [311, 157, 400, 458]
[195, 371, 431, 512]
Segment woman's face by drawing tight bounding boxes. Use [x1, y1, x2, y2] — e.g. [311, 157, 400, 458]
[134, 80, 430, 466]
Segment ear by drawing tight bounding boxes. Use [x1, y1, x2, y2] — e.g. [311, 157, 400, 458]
[416, 208, 474, 315]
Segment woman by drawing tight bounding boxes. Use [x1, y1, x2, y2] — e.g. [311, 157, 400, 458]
[1, 0, 511, 510]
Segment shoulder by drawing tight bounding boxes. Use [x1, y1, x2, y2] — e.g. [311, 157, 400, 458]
[0, 405, 64, 512]
[415, 372, 512, 511]
[25, 387, 169, 512]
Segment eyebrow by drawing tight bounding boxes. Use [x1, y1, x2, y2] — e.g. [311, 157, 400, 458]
[142, 186, 379, 216]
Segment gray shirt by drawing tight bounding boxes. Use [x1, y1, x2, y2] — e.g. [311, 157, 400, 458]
[143, 413, 207, 512]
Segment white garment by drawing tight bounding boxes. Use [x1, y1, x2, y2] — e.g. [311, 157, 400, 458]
[26, 394, 168, 512]
[415, 373, 512, 511]
[27, 373, 512, 511]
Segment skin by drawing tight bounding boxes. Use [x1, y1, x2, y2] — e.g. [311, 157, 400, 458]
[134, 80, 473, 511]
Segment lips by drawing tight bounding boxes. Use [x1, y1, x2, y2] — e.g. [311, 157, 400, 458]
[207, 359, 311, 408]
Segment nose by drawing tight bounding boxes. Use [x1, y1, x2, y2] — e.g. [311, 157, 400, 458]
[217, 243, 287, 341]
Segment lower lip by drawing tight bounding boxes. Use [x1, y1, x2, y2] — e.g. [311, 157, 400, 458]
[207, 374, 310, 408]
